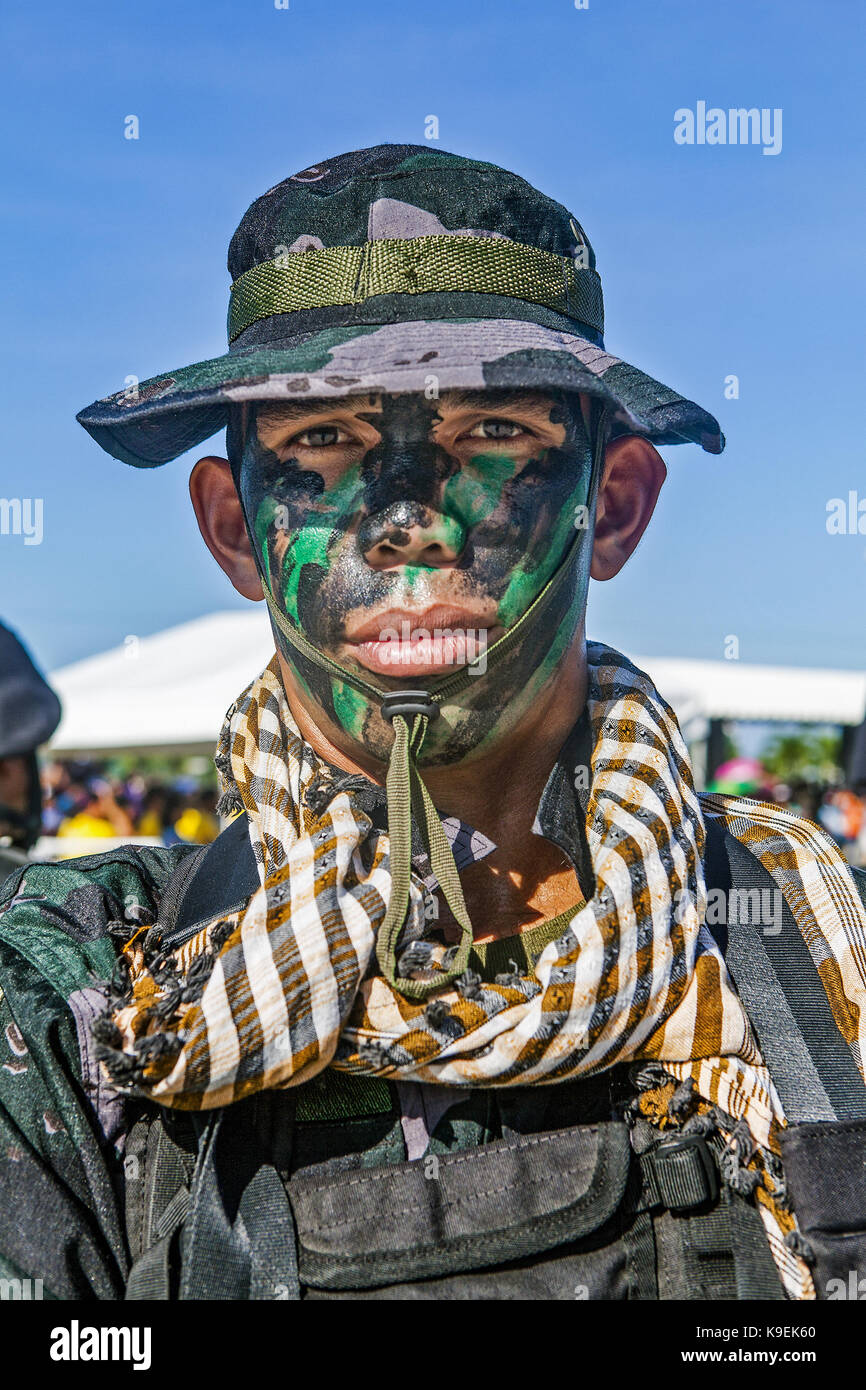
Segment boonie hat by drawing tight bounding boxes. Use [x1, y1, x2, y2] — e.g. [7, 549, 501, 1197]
[77, 144, 724, 468]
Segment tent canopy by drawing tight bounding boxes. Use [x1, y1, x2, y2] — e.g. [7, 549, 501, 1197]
[634, 656, 866, 728]
[50, 610, 276, 756]
[48, 611, 866, 757]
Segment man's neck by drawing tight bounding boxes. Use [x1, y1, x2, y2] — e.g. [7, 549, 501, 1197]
[422, 659, 586, 844]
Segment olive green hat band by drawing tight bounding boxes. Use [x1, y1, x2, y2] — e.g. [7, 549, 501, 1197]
[259, 411, 607, 1000]
[228, 235, 604, 345]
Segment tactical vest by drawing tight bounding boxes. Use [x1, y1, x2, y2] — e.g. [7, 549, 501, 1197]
[123, 1067, 787, 1300]
[120, 813, 866, 1301]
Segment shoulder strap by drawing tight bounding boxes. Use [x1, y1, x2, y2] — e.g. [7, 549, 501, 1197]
[704, 816, 866, 1124]
[155, 844, 208, 934]
[125, 1099, 299, 1301]
[126, 819, 297, 1299]
[158, 813, 258, 951]
[124, 1108, 196, 1300]
[851, 864, 866, 914]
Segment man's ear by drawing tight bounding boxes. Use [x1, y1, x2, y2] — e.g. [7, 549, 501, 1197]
[590, 435, 667, 581]
[189, 456, 264, 601]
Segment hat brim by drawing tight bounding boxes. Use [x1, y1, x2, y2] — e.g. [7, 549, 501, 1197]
[76, 318, 724, 468]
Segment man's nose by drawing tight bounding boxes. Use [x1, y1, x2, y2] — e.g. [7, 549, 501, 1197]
[359, 501, 466, 570]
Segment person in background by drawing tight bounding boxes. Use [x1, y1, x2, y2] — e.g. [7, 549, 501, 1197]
[137, 785, 171, 838]
[158, 785, 220, 846]
[56, 775, 136, 840]
[819, 786, 865, 860]
[0, 622, 62, 883]
[40, 760, 73, 833]
[171, 787, 220, 845]
[786, 780, 822, 824]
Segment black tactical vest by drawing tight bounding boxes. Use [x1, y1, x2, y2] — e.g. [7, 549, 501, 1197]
[123, 1066, 786, 1300]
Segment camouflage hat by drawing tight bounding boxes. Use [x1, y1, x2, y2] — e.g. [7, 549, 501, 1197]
[77, 144, 723, 468]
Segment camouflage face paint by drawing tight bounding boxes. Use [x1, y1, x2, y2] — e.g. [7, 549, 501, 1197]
[234, 389, 598, 765]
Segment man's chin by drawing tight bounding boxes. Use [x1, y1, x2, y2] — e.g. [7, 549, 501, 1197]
[274, 636, 497, 772]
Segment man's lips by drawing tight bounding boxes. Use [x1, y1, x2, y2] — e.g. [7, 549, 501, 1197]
[345, 605, 496, 644]
[344, 606, 501, 676]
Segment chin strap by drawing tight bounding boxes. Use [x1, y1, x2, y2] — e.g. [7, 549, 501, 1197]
[259, 411, 607, 998]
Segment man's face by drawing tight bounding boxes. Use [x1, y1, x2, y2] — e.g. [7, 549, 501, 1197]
[0, 754, 36, 848]
[0, 756, 31, 816]
[234, 388, 598, 764]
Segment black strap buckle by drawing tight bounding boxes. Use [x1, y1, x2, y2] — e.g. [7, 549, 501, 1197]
[642, 1133, 719, 1212]
[380, 691, 439, 723]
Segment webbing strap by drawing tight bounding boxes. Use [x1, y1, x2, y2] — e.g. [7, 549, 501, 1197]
[179, 1113, 248, 1300]
[154, 843, 208, 937]
[228, 235, 604, 343]
[125, 1152, 191, 1301]
[125, 1230, 176, 1301]
[727, 1192, 787, 1300]
[261, 409, 607, 998]
[715, 833, 866, 1123]
[179, 1110, 300, 1301]
[725, 918, 837, 1123]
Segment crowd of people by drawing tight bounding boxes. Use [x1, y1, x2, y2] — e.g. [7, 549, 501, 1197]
[38, 759, 221, 847]
[32, 755, 866, 865]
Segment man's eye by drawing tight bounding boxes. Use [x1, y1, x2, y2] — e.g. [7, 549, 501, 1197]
[467, 418, 526, 440]
[293, 425, 349, 448]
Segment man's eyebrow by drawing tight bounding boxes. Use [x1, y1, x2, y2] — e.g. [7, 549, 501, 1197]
[255, 390, 558, 427]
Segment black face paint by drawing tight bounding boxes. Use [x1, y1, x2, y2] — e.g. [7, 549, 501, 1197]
[234, 389, 598, 764]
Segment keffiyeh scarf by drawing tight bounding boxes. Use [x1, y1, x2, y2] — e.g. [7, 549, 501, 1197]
[99, 643, 866, 1299]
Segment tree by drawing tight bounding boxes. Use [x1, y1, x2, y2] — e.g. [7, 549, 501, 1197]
[761, 728, 843, 784]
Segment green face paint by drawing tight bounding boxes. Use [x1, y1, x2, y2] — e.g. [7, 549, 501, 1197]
[441, 452, 516, 529]
[496, 459, 591, 630]
[234, 389, 599, 765]
[254, 463, 365, 627]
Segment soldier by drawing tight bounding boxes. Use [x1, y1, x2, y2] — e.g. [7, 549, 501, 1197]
[0, 621, 61, 883]
[2, 145, 866, 1301]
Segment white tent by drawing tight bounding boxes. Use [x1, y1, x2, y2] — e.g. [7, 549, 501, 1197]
[634, 655, 866, 727]
[48, 610, 866, 757]
[49, 610, 276, 756]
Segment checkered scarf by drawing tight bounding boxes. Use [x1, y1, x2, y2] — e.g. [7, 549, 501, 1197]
[102, 643, 866, 1299]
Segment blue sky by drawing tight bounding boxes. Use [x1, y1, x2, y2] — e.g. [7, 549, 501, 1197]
[1, 0, 863, 678]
